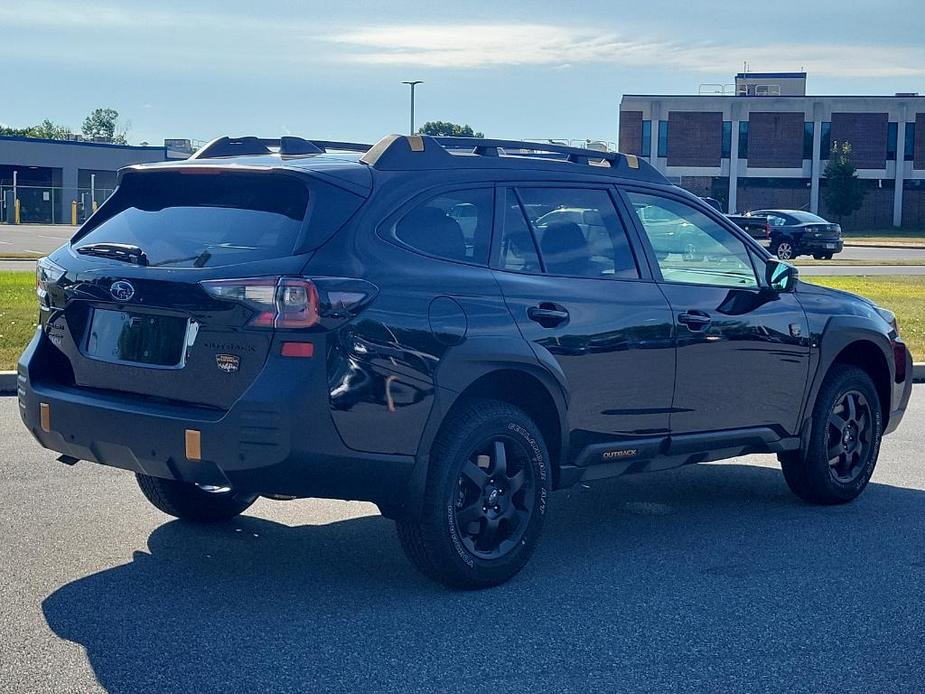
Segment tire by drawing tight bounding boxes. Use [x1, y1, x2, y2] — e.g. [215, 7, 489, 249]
[773, 240, 795, 260]
[813, 254, 824, 260]
[779, 366, 882, 504]
[135, 474, 258, 522]
[822, 253, 833, 260]
[396, 398, 552, 589]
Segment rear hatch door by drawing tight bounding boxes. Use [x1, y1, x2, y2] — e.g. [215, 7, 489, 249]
[41, 167, 363, 409]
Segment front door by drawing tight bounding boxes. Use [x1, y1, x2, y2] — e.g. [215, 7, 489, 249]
[491, 185, 676, 451]
[624, 189, 810, 436]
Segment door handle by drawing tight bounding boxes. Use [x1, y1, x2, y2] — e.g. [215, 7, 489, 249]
[678, 310, 711, 330]
[528, 303, 570, 328]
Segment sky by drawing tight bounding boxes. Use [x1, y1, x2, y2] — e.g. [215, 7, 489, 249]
[3, 0, 924, 147]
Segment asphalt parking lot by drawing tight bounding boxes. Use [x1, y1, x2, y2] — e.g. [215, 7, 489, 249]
[1, 390, 923, 693]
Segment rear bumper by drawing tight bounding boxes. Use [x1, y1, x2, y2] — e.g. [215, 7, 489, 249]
[798, 238, 843, 255]
[17, 330, 416, 515]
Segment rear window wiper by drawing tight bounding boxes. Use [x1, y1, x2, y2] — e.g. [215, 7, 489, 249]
[75, 243, 149, 266]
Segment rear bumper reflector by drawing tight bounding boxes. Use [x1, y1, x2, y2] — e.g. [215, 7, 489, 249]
[40, 403, 51, 432]
[185, 429, 202, 461]
[281, 342, 314, 358]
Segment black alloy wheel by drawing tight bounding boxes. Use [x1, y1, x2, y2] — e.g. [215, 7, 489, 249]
[453, 437, 536, 559]
[826, 390, 873, 484]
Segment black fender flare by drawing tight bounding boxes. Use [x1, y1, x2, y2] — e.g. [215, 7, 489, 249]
[393, 336, 569, 521]
[797, 315, 894, 449]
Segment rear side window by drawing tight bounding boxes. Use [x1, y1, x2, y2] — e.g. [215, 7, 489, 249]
[505, 187, 639, 279]
[393, 189, 493, 264]
[73, 171, 309, 268]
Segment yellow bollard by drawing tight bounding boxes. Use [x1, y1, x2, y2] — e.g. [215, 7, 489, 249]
[14, 199, 20, 224]
[71, 200, 78, 226]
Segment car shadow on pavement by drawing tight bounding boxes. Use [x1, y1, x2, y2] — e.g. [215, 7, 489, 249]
[43, 462, 925, 693]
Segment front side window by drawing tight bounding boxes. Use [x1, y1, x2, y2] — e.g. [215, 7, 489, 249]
[393, 188, 493, 264]
[627, 191, 758, 288]
[508, 188, 639, 279]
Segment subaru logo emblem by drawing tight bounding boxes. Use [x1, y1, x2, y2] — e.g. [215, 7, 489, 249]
[110, 280, 135, 302]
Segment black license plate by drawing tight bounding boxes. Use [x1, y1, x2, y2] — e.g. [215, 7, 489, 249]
[85, 309, 188, 367]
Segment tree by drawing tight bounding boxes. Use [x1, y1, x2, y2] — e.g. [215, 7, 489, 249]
[822, 141, 865, 221]
[25, 119, 72, 140]
[0, 120, 70, 139]
[82, 107, 127, 144]
[418, 121, 484, 138]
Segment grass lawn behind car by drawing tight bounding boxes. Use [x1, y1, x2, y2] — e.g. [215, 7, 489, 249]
[808, 276, 924, 358]
[0, 270, 923, 369]
[0, 271, 38, 371]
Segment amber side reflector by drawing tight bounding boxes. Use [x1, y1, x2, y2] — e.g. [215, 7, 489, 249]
[185, 429, 202, 461]
[40, 403, 51, 432]
[281, 342, 314, 358]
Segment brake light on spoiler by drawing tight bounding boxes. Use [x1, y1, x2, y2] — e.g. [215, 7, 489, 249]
[200, 277, 377, 330]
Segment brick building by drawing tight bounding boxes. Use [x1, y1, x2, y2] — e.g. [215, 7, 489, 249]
[619, 72, 925, 229]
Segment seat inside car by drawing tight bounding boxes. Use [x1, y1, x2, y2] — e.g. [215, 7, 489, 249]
[540, 221, 595, 276]
[396, 206, 468, 261]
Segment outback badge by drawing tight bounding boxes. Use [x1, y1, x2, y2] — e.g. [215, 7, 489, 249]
[215, 354, 240, 374]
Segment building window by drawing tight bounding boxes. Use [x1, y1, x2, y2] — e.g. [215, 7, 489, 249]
[803, 122, 814, 159]
[657, 120, 668, 158]
[721, 121, 732, 158]
[821, 122, 832, 158]
[905, 122, 916, 161]
[737, 121, 749, 159]
[641, 120, 652, 158]
[887, 122, 898, 161]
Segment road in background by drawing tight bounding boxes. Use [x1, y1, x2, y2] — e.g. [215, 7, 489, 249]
[1, 391, 924, 693]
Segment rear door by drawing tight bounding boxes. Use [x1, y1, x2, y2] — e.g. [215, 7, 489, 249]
[623, 189, 810, 436]
[491, 184, 675, 450]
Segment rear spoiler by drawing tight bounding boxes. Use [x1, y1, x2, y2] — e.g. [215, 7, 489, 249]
[189, 136, 373, 160]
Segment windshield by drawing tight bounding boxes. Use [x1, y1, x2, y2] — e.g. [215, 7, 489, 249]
[73, 171, 309, 268]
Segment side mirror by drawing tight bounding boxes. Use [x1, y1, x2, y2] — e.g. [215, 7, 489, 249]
[766, 259, 798, 292]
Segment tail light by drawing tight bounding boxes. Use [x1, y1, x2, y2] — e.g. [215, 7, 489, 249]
[36, 257, 66, 302]
[200, 277, 376, 330]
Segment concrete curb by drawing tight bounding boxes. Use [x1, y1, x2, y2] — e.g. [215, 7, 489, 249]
[844, 242, 925, 250]
[1, 371, 17, 394]
[3, 366, 925, 396]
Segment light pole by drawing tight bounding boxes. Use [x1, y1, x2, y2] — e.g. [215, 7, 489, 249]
[401, 80, 423, 135]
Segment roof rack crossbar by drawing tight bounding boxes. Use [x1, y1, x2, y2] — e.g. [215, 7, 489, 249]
[433, 136, 620, 164]
[190, 136, 373, 160]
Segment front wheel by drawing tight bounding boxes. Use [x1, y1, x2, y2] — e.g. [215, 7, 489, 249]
[397, 398, 551, 589]
[136, 474, 258, 522]
[779, 366, 882, 504]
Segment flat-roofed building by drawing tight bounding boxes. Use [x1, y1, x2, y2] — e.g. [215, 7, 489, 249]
[619, 72, 925, 229]
[0, 136, 177, 224]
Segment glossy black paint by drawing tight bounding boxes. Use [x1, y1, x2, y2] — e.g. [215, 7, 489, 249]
[18, 145, 912, 521]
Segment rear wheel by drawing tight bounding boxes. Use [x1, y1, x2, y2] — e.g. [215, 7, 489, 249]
[780, 366, 882, 504]
[773, 240, 795, 260]
[396, 398, 551, 589]
[136, 474, 258, 522]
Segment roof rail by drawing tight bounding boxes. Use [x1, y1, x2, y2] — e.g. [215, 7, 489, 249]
[190, 136, 373, 160]
[360, 134, 667, 183]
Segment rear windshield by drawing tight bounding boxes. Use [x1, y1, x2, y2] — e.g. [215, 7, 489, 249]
[73, 171, 309, 268]
[787, 211, 829, 224]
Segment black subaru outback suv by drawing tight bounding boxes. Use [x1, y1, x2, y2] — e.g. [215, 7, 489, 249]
[19, 135, 912, 589]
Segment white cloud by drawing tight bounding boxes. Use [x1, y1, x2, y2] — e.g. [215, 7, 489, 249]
[326, 23, 925, 78]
